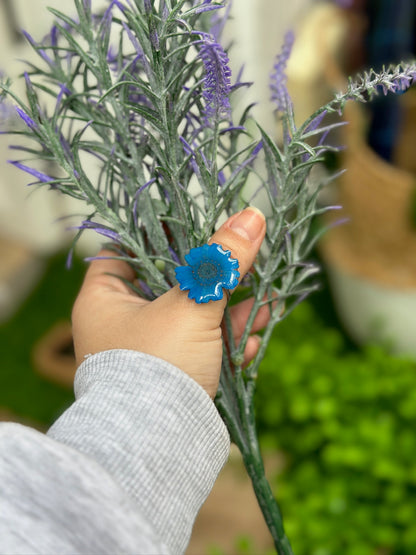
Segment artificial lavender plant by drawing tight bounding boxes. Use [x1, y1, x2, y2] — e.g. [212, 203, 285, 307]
[1, 1, 415, 553]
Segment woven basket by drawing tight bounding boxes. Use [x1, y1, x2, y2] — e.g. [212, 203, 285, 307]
[321, 97, 416, 289]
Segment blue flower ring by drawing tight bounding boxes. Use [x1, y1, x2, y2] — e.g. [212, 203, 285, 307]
[175, 243, 240, 304]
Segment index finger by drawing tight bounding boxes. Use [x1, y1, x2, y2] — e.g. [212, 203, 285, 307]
[82, 250, 137, 294]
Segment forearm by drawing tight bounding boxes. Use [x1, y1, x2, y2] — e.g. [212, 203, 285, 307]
[0, 422, 166, 554]
[0, 350, 230, 555]
[48, 349, 230, 553]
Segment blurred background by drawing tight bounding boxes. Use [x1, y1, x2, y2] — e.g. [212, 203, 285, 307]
[2, 1, 416, 554]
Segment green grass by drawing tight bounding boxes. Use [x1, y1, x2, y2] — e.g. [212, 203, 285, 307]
[0, 251, 86, 426]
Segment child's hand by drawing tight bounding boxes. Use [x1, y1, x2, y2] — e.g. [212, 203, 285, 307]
[72, 208, 267, 398]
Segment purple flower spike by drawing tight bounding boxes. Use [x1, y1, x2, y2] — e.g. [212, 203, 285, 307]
[15, 107, 37, 131]
[66, 248, 74, 270]
[50, 25, 58, 47]
[100, 3, 114, 41]
[133, 178, 156, 223]
[270, 30, 295, 113]
[138, 279, 155, 299]
[169, 247, 181, 265]
[252, 140, 264, 156]
[218, 170, 226, 186]
[175, 243, 239, 303]
[193, 0, 223, 15]
[9, 160, 54, 183]
[22, 30, 54, 66]
[180, 136, 201, 176]
[304, 110, 327, 135]
[195, 6, 223, 15]
[22, 30, 37, 49]
[78, 220, 122, 243]
[198, 34, 232, 124]
[395, 75, 412, 92]
[112, 0, 127, 12]
[143, 0, 160, 50]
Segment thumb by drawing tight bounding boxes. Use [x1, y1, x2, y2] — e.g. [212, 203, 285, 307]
[206, 207, 266, 317]
[165, 207, 266, 324]
[209, 207, 266, 284]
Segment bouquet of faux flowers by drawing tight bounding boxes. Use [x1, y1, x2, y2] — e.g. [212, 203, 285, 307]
[1, 1, 415, 552]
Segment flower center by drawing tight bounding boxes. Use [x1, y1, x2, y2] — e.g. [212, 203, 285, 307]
[196, 261, 219, 283]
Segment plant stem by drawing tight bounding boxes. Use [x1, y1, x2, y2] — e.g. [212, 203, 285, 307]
[239, 431, 293, 555]
[218, 327, 293, 555]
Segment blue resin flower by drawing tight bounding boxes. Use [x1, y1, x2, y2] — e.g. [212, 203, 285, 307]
[175, 243, 240, 304]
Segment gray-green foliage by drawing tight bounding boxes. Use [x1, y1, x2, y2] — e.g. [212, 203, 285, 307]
[1, 1, 416, 552]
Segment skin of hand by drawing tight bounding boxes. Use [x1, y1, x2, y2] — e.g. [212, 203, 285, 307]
[72, 207, 268, 398]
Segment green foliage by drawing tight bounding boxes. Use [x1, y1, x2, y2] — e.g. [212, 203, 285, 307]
[0, 252, 84, 425]
[256, 300, 416, 554]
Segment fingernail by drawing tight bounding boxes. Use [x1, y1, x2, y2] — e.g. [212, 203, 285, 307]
[229, 207, 265, 241]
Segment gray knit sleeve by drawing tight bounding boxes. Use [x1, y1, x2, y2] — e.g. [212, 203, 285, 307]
[49, 349, 230, 552]
[0, 349, 230, 555]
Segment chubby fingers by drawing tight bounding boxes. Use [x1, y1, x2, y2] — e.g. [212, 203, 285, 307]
[223, 297, 271, 367]
[243, 335, 262, 366]
[79, 250, 138, 296]
[229, 296, 271, 340]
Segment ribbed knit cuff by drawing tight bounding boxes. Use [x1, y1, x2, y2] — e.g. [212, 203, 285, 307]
[48, 349, 230, 554]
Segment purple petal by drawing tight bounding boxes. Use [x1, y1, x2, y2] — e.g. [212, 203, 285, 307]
[111, 0, 127, 12]
[133, 178, 156, 223]
[50, 25, 58, 47]
[22, 30, 54, 65]
[138, 279, 155, 299]
[196, 33, 232, 124]
[218, 170, 226, 186]
[304, 110, 327, 135]
[169, 247, 181, 265]
[66, 248, 74, 269]
[9, 160, 54, 183]
[77, 220, 122, 242]
[270, 30, 295, 113]
[15, 107, 37, 131]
